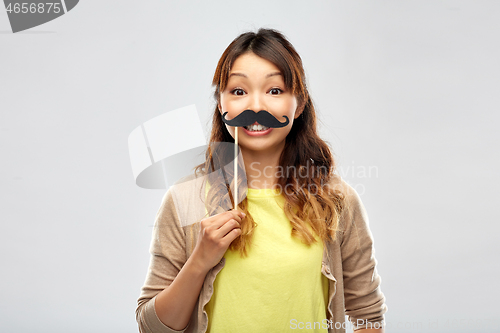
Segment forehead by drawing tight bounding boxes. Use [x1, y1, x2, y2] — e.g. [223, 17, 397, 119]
[229, 53, 281, 77]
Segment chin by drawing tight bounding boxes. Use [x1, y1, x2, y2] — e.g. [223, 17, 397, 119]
[242, 141, 286, 154]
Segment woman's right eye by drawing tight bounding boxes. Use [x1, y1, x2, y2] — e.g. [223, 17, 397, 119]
[231, 88, 245, 96]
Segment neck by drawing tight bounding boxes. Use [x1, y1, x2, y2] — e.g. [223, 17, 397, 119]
[240, 141, 285, 190]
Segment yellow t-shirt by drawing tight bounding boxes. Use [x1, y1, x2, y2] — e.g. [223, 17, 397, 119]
[205, 187, 329, 332]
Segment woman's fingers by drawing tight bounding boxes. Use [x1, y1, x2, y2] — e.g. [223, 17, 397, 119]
[202, 210, 245, 231]
[215, 218, 241, 239]
[199, 210, 244, 246]
[221, 227, 242, 247]
[193, 210, 245, 270]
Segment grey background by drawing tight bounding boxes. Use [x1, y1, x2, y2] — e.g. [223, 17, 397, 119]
[1, 1, 499, 332]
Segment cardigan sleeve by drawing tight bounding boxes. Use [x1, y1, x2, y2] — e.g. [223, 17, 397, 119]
[340, 183, 388, 331]
[135, 189, 190, 333]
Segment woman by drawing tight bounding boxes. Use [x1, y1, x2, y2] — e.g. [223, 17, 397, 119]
[136, 28, 387, 333]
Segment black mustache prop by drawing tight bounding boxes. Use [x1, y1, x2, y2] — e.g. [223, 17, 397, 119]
[221, 110, 290, 128]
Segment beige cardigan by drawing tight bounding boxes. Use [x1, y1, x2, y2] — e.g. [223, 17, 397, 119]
[136, 176, 387, 332]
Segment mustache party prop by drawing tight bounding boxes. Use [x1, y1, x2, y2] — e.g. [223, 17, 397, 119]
[222, 110, 289, 128]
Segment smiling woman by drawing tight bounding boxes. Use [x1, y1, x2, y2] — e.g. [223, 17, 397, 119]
[136, 28, 387, 333]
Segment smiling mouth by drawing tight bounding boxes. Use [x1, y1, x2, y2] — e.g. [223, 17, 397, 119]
[244, 122, 270, 131]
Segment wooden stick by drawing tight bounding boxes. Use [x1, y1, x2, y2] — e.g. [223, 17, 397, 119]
[234, 126, 238, 210]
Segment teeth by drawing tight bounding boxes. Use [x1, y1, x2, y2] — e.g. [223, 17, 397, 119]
[245, 124, 269, 131]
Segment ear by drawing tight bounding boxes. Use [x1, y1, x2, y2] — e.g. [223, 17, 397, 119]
[294, 99, 306, 119]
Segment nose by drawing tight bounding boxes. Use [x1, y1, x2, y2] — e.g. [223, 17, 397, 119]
[248, 92, 266, 113]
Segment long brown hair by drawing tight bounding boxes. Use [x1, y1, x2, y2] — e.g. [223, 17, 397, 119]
[194, 28, 345, 256]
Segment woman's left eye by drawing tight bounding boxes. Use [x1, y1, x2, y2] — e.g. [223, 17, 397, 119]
[269, 88, 283, 95]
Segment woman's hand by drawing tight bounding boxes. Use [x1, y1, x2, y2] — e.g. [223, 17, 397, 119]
[191, 209, 245, 272]
[151, 208, 244, 331]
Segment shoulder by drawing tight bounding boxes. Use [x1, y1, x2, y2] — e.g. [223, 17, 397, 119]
[324, 174, 370, 239]
[324, 174, 362, 211]
[151, 177, 204, 256]
[165, 174, 208, 228]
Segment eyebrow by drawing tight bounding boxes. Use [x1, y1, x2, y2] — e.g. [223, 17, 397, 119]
[229, 72, 282, 79]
